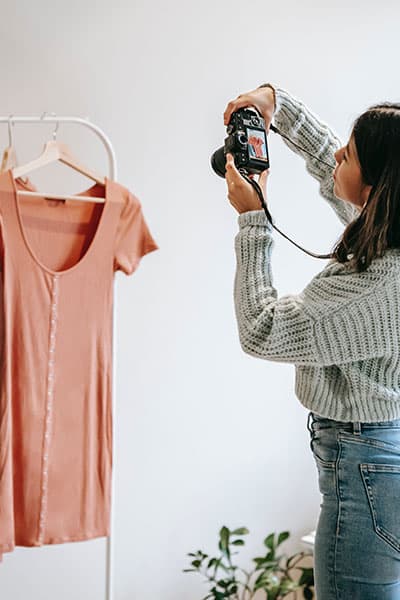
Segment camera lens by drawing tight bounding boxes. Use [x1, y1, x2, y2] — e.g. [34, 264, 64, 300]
[210, 146, 227, 178]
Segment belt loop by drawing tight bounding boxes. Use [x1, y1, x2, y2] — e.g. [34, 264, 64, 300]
[353, 421, 362, 435]
[307, 412, 314, 434]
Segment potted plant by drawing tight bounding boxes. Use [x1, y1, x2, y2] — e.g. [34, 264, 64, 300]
[184, 526, 314, 600]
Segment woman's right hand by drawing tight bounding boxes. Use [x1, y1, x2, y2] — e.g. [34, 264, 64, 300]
[223, 85, 276, 131]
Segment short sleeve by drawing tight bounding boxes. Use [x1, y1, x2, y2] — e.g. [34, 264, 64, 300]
[114, 191, 158, 275]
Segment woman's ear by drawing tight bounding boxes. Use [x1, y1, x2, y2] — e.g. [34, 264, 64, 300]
[361, 184, 372, 208]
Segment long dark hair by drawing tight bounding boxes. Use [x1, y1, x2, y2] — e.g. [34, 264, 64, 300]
[332, 102, 400, 272]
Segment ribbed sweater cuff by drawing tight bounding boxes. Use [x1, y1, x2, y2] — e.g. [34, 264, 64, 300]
[238, 209, 272, 230]
[274, 87, 293, 116]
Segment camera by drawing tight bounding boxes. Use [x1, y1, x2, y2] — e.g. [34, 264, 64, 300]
[211, 107, 270, 178]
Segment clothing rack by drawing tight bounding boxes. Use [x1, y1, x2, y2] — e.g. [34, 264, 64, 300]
[0, 114, 118, 600]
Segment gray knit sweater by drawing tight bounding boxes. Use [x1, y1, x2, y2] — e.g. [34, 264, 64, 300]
[234, 87, 400, 422]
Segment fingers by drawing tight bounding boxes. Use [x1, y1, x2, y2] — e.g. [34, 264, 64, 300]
[224, 95, 254, 125]
[226, 155, 269, 189]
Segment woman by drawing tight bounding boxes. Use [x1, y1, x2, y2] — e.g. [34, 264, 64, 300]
[224, 83, 400, 599]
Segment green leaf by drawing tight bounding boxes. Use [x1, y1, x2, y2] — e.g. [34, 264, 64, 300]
[253, 556, 279, 570]
[254, 571, 280, 590]
[279, 577, 299, 593]
[265, 551, 274, 561]
[266, 588, 280, 600]
[277, 531, 290, 546]
[219, 527, 230, 554]
[219, 527, 229, 543]
[264, 533, 275, 551]
[232, 539, 245, 546]
[191, 560, 202, 568]
[210, 590, 226, 600]
[231, 527, 249, 535]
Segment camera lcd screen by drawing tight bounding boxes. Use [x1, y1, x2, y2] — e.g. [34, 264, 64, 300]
[246, 128, 268, 161]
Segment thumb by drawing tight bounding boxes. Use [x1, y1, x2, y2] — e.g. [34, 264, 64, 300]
[225, 153, 239, 179]
[226, 153, 234, 166]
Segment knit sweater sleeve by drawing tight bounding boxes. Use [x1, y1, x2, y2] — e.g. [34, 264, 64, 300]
[234, 210, 394, 366]
[273, 87, 360, 226]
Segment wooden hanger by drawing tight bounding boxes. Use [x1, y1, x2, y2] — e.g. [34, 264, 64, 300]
[11, 117, 106, 203]
[1, 145, 16, 172]
[1, 146, 30, 186]
[1, 116, 17, 172]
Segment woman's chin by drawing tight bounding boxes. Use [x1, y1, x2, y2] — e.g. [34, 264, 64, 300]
[333, 182, 342, 200]
[334, 182, 361, 207]
[334, 183, 349, 203]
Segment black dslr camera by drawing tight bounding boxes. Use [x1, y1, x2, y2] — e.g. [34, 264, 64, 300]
[211, 107, 270, 178]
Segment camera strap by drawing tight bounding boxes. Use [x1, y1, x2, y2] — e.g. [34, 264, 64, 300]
[240, 172, 334, 260]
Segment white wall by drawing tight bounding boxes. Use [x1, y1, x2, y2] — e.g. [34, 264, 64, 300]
[0, 1, 399, 598]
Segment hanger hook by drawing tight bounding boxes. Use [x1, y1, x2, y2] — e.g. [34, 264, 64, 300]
[40, 111, 59, 140]
[7, 114, 14, 147]
[52, 120, 59, 140]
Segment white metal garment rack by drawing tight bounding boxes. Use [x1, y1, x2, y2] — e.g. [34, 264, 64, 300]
[0, 114, 118, 600]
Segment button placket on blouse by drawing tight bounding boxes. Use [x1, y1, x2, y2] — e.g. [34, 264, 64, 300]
[38, 274, 59, 545]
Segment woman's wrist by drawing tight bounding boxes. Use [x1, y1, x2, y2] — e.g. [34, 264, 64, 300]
[258, 83, 277, 113]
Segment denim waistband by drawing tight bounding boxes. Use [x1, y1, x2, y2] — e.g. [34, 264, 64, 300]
[307, 411, 400, 436]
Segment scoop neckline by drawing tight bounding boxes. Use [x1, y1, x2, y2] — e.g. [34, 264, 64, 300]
[8, 170, 110, 277]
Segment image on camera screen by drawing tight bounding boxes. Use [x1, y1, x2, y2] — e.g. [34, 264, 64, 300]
[247, 128, 268, 160]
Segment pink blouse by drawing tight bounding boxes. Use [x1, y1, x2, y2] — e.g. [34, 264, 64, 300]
[0, 171, 158, 560]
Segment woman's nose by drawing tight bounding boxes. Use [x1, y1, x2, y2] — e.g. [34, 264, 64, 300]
[334, 149, 341, 163]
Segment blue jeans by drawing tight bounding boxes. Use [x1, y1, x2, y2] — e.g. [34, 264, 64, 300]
[307, 411, 400, 599]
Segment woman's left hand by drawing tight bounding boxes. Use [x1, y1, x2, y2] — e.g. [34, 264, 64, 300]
[225, 153, 269, 214]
